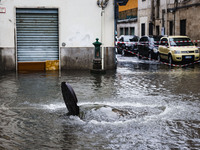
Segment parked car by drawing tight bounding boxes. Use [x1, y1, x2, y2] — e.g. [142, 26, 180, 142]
[137, 35, 163, 59]
[116, 35, 139, 55]
[158, 36, 200, 64]
[115, 36, 119, 53]
[125, 35, 139, 56]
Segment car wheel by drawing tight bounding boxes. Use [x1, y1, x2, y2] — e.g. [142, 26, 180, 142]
[118, 48, 122, 54]
[137, 51, 141, 59]
[122, 50, 125, 56]
[157, 53, 161, 62]
[148, 52, 152, 60]
[122, 49, 128, 56]
[122, 44, 126, 49]
[115, 48, 118, 54]
[168, 55, 173, 65]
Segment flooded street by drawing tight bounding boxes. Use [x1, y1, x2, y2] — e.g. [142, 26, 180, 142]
[0, 55, 200, 150]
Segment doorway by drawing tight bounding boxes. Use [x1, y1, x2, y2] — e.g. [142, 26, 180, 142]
[16, 8, 59, 71]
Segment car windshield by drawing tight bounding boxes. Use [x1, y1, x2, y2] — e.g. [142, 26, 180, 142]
[169, 38, 194, 46]
[123, 36, 134, 42]
[150, 36, 162, 45]
[130, 36, 138, 42]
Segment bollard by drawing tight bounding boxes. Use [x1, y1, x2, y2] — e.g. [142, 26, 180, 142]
[90, 38, 106, 74]
[92, 38, 102, 70]
[93, 38, 102, 59]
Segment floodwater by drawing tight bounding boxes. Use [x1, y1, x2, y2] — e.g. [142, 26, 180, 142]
[0, 55, 200, 150]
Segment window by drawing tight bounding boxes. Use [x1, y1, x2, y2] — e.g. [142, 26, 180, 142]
[156, 25, 160, 35]
[144, 37, 148, 42]
[120, 28, 123, 35]
[170, 38, 193, 46]
[139, 37, 144, 42]
[130, 27, 135, 35]
[150, 36, 162, 45]
[130, 36, 139, 42]
[123, 36, 132, 42]
[169, 21, 173, 35]
[141, 23, 145, 36]
[149, 23, 153, 35]
[125, 28, 128, 35]
[160, 38, 168, 46]
[119, 37, 124, 42]
[180, 19, 186, 36]
[139, 37, 148, 43]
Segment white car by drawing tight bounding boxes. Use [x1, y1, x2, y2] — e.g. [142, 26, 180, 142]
[116, 35, 139, 55]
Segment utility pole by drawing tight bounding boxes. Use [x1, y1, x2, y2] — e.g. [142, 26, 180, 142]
[97, 0, 109, 70]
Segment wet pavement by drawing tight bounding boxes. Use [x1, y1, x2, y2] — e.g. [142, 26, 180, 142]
[0, 55, 200, 150]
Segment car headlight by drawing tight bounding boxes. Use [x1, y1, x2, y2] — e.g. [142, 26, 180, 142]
[195, 50, 199, 53]
[174, 50, 181, 54]
[153, 48, 158, 53]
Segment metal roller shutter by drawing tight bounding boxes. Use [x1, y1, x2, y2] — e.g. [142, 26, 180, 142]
[16, 8, 59, 62]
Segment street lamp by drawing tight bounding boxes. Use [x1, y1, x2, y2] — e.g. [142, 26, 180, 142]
[97, 0, 109, 70]
[97, 0, 109, 9]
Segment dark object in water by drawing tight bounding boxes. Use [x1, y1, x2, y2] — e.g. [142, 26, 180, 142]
[61, 82, 79, 116]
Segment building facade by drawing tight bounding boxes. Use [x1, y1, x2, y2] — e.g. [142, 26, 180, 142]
[117, 0, 138, 36]
[0, 0, 116, 72]
[167, 0, 200, 40]
[138, 0, 200, 41]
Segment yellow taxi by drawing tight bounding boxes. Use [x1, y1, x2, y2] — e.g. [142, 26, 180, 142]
[158, 36, 199, 64]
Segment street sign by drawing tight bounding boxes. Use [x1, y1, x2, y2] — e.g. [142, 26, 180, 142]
[0, 7, 6, 13]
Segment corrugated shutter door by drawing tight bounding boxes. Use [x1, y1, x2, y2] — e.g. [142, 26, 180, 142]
[16, 8, 59, 62]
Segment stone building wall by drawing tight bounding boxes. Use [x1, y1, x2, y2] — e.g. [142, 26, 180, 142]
[137, 0, 200, 41]
[137, 0, 151, 37]
[167, 1, 200, 40]
[0, 48, 16, 72]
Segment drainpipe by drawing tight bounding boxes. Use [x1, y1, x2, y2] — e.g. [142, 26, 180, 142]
[97, 0, 109, 71]
[173, 10, 175, 35]
[162, 9, 165, 35]
[174, 0, 178, 35]
[101, 9, 105, 70]
[166, 0, 169, 35]
[114, 0, 118, 37]
[151, 0, 155, 22]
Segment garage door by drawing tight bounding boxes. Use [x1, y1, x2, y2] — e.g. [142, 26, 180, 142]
[16, 8, 59, 62]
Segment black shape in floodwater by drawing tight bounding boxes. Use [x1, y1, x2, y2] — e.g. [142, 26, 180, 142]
[61, 82, 80, 116]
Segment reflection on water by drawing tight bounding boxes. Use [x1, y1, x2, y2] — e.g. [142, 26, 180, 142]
[0, 55, 200, 149]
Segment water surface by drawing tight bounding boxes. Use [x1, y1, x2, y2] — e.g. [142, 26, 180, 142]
[0, 55, 200, 150]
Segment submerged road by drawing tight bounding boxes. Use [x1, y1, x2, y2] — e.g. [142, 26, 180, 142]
[0, 55, 200, 149]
